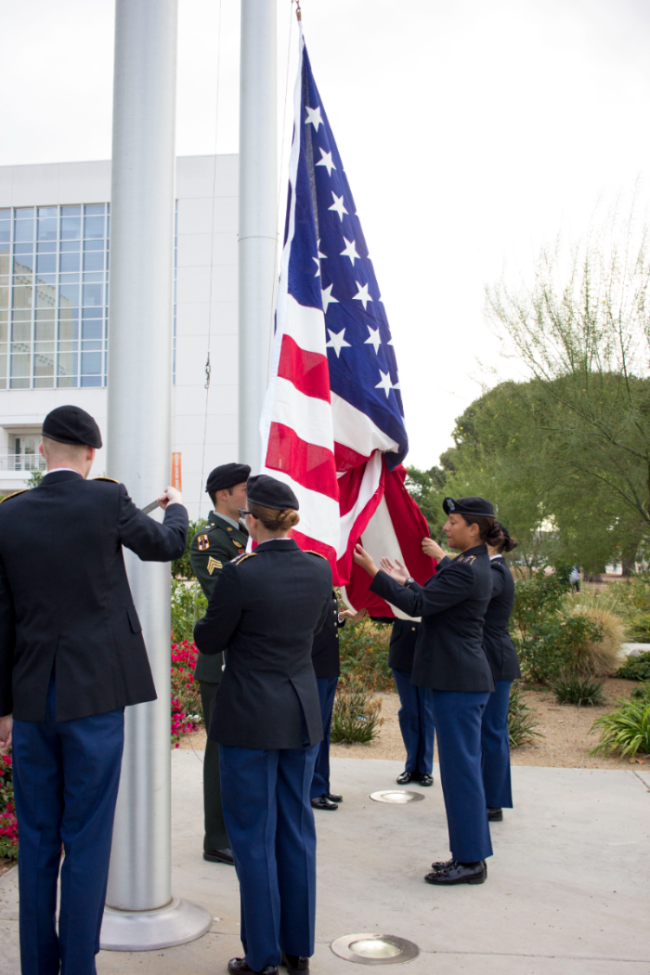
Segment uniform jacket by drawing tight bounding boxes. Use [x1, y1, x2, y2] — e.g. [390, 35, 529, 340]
[371, 617, 421, 673]
[190, 510, 249, 683]
[311, 591, 344, 680]
[483, 556, 521, 681]
[0, 471, 188, 722]
[194, 538, 332, 749]
[370, 544, 495, 693]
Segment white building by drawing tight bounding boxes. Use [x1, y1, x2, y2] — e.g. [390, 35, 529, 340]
[0, 155, 238, 521]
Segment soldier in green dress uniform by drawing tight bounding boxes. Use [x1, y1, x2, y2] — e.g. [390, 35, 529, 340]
[190, 462, 250, 865]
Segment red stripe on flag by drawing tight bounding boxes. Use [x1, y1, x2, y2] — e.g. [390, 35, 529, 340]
[278, 334, 331, 402]
[265, 422, 339, 500]
[334, 440, 371, 472]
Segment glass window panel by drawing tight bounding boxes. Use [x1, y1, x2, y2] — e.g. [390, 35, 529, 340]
[59, 272, 80, 284]
[12, 286, 32, 310]
[12, 309, 30, 321]
[83, 250, 104, 270]
[0, 209, 9, 218]
[82, 273, 103, 285]
[60, 240, 80, 253]
[34, 377, 54, 388]
[15, 208, 34, 217]
[82, 319, 102, 340]
[81, 351, 102, 374]
[37, 254, 56, 274]
[36, 308, 55, 320]
[10, 376, 30, 389]
[14, 256, 34, 275]
[81, 341, 102, 353]
[37, 241, 57, 253]
[58, 319, 78, 341]
[35, 273, 55, 286]
[57, 351, 78, 377]
[0, 288, 8, 311]
[85, 204, 104, 215]
[10, 352, 30, 377]
[14, 220, 34, 243]
[0, 322, 7, 341]
[82, 283, 103, 306]
[12, 321, 31, 341]
[81, 375, 101, 388]
[59, 284, 79, 306]
[82, 306, 102, 319]
[60, 252, 80, 272]
[36, 284, 57, 310]
[36, 321, 55, 341]
[61, 216, 81, 240]
[38, 207, 58, 218]
[0, 225, 10, 244]
[83, 215, 104, 239]
[37, 217, 58, 241]
[84, 239, 104, 252]
[61, 205, 80, 216]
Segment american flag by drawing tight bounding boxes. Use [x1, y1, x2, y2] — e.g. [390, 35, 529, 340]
[260, 32, 434, 611]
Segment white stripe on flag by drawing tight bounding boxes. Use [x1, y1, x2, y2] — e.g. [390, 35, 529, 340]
[332, 393, 401, 458]
[270, 377, 335, 451]
[284, 295, 329, 356]
[259, 466, 341, 550]
[360, 496, 421, 621]
[337, 450, 383, 559]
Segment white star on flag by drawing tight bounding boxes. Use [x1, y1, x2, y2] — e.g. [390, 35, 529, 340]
[364, 326, 382, 353]
[321, 283, 339, 313]
[375, 370, 397, 397]
[326, 328, 351, 358]
[352, 281, 372, 311]
[312, 257, 320, 277]
[340, 237, 360, 266]
[305, 105, 323, 131]
[328, 192, 349, 222]
[315, 148, 336, 176]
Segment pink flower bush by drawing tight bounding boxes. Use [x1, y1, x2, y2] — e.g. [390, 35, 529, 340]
[0, 754, 18, 860]
[170, 638, 202, 746]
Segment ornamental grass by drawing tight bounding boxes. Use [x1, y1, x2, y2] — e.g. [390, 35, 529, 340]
[589, 698, 650, 759]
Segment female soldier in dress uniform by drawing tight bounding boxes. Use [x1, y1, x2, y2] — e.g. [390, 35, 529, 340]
[353, 497, 499, 887]
[481, 522, 521, 823]
[194, 475, 332, 975]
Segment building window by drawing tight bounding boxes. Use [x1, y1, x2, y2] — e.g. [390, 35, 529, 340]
[0, 204, 109, 389]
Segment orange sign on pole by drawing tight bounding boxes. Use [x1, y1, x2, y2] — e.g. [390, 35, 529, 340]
[171, 452, 182, 490]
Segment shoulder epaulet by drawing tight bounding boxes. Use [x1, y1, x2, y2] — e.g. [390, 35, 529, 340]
[232, 552, 256, 565]
[305, 550, 327, 559]
[93, 476, 120, 484]
[0, 488, 29, 504]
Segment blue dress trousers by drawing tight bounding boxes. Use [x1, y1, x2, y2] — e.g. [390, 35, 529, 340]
[311, 676, 339, 799]
[392, 668, 435, 777]
[12, 675, 125, 975]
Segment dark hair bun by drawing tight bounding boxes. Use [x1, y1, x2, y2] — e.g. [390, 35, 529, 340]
[494, 521, 518, 553]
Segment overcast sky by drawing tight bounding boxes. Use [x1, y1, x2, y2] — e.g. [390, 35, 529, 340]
[3, 0, 650, 467]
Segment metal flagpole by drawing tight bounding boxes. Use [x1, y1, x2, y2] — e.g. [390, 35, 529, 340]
[101, 0, 210, 950]
[238, 0, 278, 471]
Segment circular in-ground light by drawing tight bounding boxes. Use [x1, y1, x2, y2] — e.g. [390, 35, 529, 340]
[330, 933, 420, 965]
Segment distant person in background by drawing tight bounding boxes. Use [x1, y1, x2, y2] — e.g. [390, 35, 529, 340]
[481, 522, 521, 824]
[190, 462, 250, 867]
[310, 596, 366, 811]
[372, 617, 435, 788]
[569, 566, 581, 593]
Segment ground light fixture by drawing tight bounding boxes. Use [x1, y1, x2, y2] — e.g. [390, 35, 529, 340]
[331, 933, 420, 965]
[369, 791, 425, 803]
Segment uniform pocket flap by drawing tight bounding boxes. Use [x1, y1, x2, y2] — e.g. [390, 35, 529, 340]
[127, 606, 142, 634]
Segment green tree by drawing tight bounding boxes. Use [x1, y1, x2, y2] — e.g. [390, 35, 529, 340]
[405, 465, 448, 541]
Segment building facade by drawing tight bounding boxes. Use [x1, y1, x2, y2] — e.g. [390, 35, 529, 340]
[0, 155, 238, 520]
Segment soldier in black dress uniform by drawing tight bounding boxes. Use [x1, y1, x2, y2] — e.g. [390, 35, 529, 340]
[0, 406, 188, 975]
[190, 462, 250, 865]
[354, 497, 499, 887]
[194, 475, 332, 975]
[481, 522, 521, 823]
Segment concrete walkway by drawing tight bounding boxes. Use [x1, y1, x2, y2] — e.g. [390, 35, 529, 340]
[1, 753, 649, 974]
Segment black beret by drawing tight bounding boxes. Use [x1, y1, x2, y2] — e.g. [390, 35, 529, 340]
[42, 405, 102, 449]
[205, 463, 251, 494]
[246, 474, 299, 511]
[443, 496, 495, 518]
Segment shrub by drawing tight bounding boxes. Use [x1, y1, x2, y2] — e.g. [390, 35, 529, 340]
[172, 518, 206, 580]
[630, 683, 650, 701]
[515, 613, 604, 684]
[550, 672, 605, 706]
[617, 650, 650, 682]
[171, 578, 208, 643]
[511, 566, 571, 642]
[0, 754, 18, 860]
[589, 698, 650, 758]
[170, 638, 202, 746]
[561, 594, 625, 677]
[331, 686, 383, 744]
[607, 576, 650, 641]
[339, 618, 393, 691]
[508, 683, 543, 748]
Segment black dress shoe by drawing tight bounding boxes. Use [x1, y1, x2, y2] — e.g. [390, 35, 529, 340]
[326, 792, 343, 802]
[487, 807, 503, 822]
[282, 953, 309, 974]
[227, 958, 278, 975]
[417, 773, 434, 787]
[311, 795, 338, 810]
[396, 770, 415, 785]
[431, 857, 453, 870]
[425, 860, 487, 886]
[203, 848, 235, 865]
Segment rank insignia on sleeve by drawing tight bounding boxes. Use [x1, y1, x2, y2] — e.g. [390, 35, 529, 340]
[197, 534, 210, 551]
[207, 557, 222, 575]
